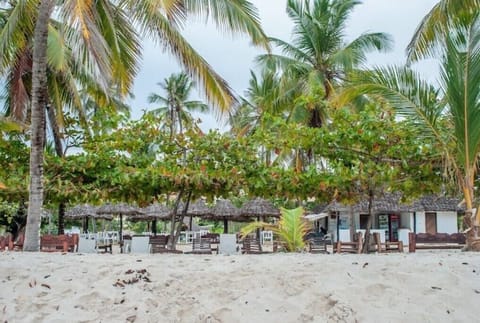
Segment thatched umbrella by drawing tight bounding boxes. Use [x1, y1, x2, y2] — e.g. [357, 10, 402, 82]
[211, 199, 242, 233]
[65, 204, 112, 233]
[241, 198, 280, 218]
[136, 203, 172, 235]
[96, 203, 144, 242]
[179, 199, 213, 230]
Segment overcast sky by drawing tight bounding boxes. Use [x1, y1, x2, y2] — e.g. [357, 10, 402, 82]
[128, 0, 440, 130]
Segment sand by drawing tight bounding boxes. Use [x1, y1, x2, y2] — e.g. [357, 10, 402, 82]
[0, 251, 479, 322]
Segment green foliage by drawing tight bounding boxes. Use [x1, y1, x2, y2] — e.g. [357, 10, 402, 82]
[240, 207, 311, 252]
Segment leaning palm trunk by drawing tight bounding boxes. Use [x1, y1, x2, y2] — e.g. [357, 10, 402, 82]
[23, 0, 55, 251]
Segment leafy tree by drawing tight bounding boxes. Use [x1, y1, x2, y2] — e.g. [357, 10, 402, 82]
[339, 10, 480, 250]
[316, 105, 442, 252]
[10, 0, 269, 251]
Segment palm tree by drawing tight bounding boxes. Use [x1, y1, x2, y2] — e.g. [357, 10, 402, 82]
[258, 0, 392, 128]
[148, 72, 208, 136]
[339, 13, 480, 250]
[407, 0, 480, 62]
[4, 0, 269, 251]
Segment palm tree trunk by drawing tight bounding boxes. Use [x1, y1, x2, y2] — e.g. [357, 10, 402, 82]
[23, 0, 54, 251]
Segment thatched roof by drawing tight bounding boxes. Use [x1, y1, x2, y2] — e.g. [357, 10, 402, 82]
[314, 193, 463, 214]
[354, 192, 413, 213]
[187, 199, 213, 216]
[132, 203, 172, 221]
[65, 204, 112, 220]
[241, 198, 280, 217]
[96, 203, 144, 216]
[212, 199, 242, 217]
[413, 195, 463, 212]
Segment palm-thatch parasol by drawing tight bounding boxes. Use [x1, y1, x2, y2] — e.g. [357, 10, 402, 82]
[136, 203, 172, 235]
[66, 204, 111, 220]
[186, 199, 213, 217]
[65, 204, 111, 233]
[210, 199, 243, 233]
[96, 203, 144, 242]
[241, 198, 280, 218]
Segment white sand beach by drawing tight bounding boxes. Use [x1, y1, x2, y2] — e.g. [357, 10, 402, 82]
[1, 251, 479, 322]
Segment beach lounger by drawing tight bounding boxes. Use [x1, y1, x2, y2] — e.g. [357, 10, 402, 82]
[241, 236, 265, 254]
[149, 235, 170, 253]
[185, 238, 212, 254]
[308, 236, 329, 254]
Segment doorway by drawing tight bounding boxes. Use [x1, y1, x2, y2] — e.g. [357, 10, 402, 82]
[425, 212, 437, 234]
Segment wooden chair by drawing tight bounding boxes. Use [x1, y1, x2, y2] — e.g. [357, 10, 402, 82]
[0, 234, 13, 251]
[149, 235, 170, 253]
[335, 232, 363, 254]
[40, 234, 78, 252]
[308, 236, 329, 254]
[242, 236, 264, 254]
[186, 238, 212, 254]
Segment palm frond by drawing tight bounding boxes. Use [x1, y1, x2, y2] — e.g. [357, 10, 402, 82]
[440, 14, 480, 168]
[183, 0, 269, 50]
[407, 0, 480, 62]
[338, 66, 446, 143]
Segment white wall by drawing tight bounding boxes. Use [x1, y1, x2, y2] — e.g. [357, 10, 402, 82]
[437, 212, 458, 233]
[400, 212, 413, 230]
[415, 211, 426, 233]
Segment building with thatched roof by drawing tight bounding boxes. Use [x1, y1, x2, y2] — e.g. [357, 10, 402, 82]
[309, 193, 464, 245]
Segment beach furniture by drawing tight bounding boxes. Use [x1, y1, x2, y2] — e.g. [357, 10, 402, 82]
[308, 236, 330, 254]
[408, 232, 465, 252]
[149, 235, 170, 253]
[185, 237, 212, 254]
[241, 236, 265, 254]
[0, 234, 13, 251]
[335, 232, 363, 254]
[40, 234, 78, 252]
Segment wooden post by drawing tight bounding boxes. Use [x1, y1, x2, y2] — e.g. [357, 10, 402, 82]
[408, 232, 416, 253]
[223, 218, 228, 233]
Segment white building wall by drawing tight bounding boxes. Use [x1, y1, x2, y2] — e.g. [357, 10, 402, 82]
[437, 211, 458, 233]
[416, 211, 426, 233]
[400, 212, 412, 230]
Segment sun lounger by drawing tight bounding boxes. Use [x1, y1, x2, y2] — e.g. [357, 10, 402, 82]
[149, 235, 170, 253]
[241, 236, 265, 254]
[185, 238, 212, 254]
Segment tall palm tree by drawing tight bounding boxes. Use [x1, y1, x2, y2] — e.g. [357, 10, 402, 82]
[407, 0, 480, 62]
[339, 13, 480, 250]
[148, 72, 208, 136]
[258, 0, 392, 128]
[5, 0, 269, 250]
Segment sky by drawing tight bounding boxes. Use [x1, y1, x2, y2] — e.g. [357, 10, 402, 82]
[128, 0, 440, 130]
